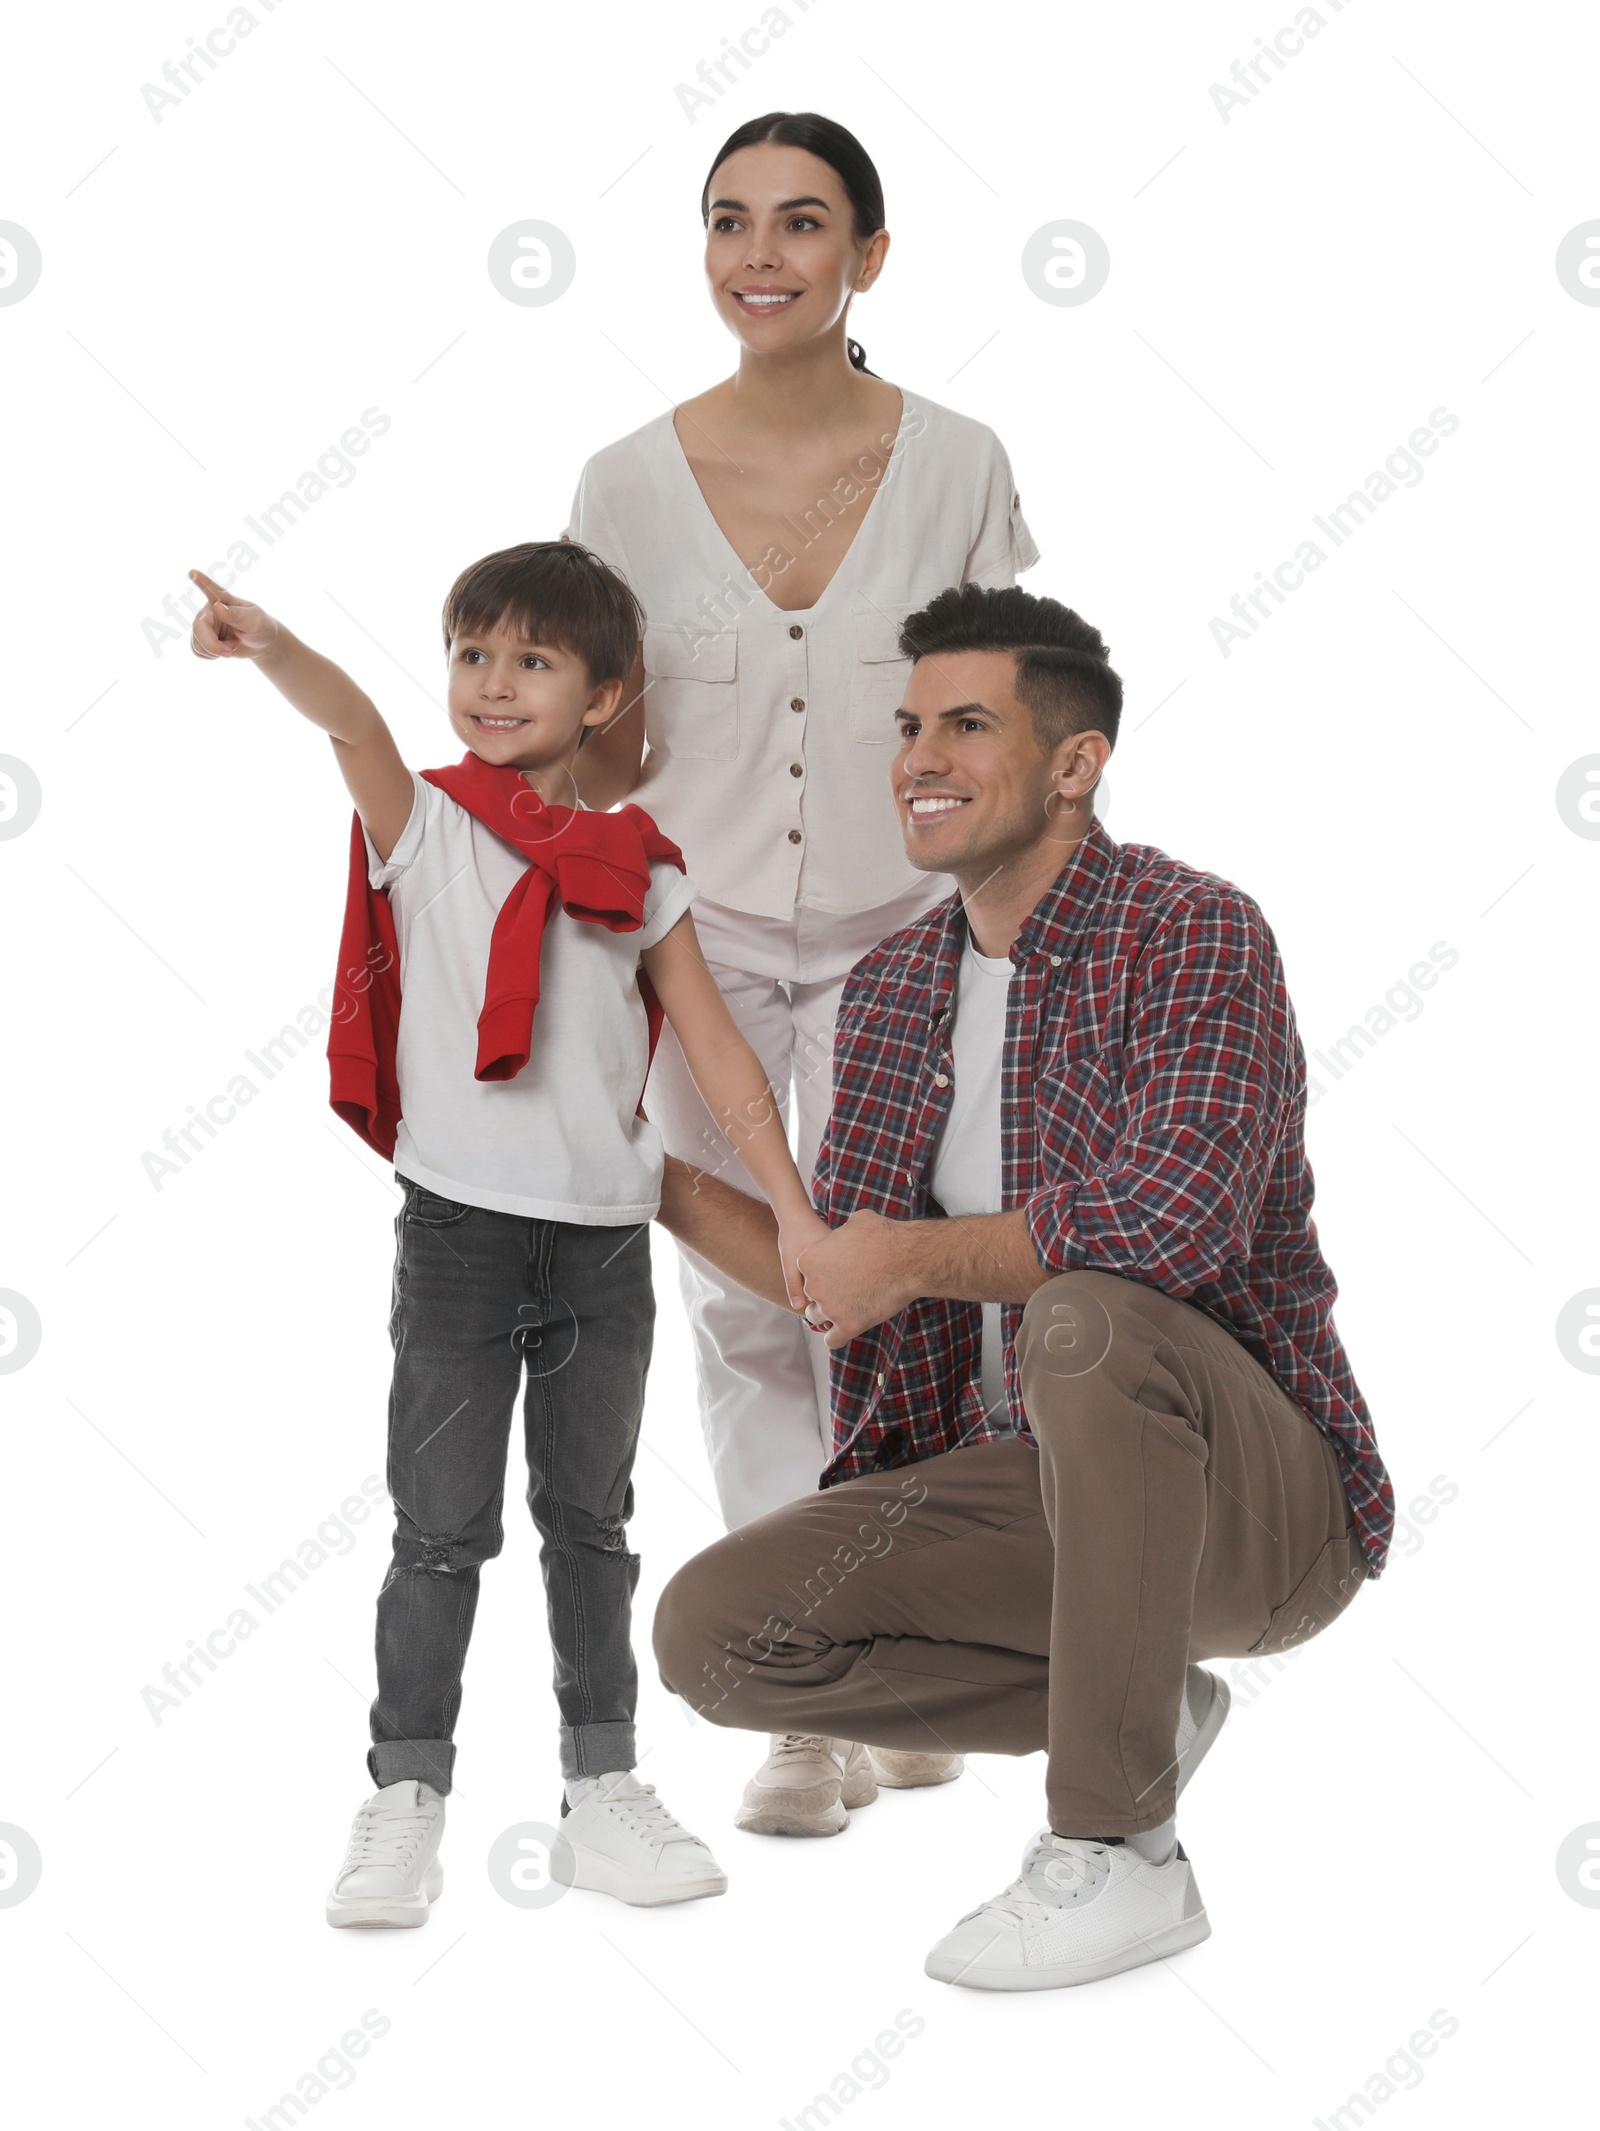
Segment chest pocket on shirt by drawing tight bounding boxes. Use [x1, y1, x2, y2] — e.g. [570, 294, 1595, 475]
[849, 603, 914, 745]
[642, 625, 738, 762]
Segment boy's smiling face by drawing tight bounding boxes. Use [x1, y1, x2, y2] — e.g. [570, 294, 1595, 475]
[445, 617, 618, 775]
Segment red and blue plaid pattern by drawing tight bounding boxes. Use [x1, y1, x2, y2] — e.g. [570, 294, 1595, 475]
[813, 818, 1393, 1575]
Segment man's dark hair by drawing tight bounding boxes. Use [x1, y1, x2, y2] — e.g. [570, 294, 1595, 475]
[441, 540, 642, 687]
[898, 583, 1122, 750]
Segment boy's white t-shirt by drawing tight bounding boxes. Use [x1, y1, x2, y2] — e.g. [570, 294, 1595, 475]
[927, 933, 1015, 1430]
[365, 770, 697, 1224]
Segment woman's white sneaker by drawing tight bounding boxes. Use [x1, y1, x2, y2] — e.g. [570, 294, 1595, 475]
[924, 1830, 1210, 1990]
[869, 1746, 965, 1789]
[553, 1771, 728, 1905]
[325, 1779, 445, 1929]
[735, 1735, 879, 1836]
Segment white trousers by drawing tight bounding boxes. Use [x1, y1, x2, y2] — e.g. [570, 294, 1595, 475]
[645, 881, 943, 1529]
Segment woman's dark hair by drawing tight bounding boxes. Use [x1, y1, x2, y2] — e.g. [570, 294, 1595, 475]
[700, 110, 885, 375]
[899, 584, 1124, 749]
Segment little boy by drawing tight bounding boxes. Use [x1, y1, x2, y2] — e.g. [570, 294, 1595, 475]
[187, 541, 827, 1924]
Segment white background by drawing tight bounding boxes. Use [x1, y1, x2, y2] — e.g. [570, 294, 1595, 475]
[1, 0, 1595, 2123]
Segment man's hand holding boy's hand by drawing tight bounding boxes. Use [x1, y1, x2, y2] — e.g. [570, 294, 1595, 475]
[188, 568, 280, 660]
[794, 1209, 918, 1349]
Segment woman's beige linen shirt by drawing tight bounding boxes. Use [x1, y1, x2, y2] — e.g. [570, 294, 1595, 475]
[566, 392, 1039, 919]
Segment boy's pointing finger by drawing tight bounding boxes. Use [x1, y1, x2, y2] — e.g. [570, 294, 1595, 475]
[190, 608, 229, 658]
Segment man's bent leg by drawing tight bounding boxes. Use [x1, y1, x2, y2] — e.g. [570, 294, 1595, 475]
[654, 1441, 1054, 1757]
[1017, 1269, 1367, 1838]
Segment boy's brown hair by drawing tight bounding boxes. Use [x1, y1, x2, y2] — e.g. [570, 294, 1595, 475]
[440, 539, 642, 686]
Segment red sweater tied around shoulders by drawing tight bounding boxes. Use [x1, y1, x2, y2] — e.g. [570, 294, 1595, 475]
[327, 753, 685, 1161]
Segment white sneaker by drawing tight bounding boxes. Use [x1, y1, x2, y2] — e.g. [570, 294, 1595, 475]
[552, 1771, 727, 1906]
[1176, 1664, 1231, 1795]
[925, 1830, 1209, 1991]
[325, 1779, 445, 1929]
[735, 1735, 878, 1837]
[869, 1746, 965, 1789]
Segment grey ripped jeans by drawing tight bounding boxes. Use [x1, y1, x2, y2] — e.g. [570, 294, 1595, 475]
[368, 1177, 653, 1791]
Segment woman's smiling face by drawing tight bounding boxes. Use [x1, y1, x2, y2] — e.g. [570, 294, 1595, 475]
[702, 141, 887, 356]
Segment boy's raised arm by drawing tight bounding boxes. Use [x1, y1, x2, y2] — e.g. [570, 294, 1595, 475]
[188, 568, 416, 860]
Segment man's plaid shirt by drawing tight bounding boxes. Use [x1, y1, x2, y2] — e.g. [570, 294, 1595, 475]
[812, 818, 1393, 1575]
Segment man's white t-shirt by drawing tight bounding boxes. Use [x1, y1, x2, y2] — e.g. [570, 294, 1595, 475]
[928, 932, 1014, 1429]
[365, 771, 697, 1223]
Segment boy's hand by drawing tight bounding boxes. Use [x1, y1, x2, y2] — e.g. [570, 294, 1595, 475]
[188, 568, 279, 660]
[779, 1206, 834, 1323]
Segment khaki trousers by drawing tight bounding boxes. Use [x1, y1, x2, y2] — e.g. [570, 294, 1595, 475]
[654, 1270, 1367, 1833]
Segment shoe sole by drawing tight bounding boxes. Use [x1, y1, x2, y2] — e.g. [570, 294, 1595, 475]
[734, 1759, 879, 1837]
[549, 1841, 727, 1907]
[325, 1859, 443, 1929]
[869, 1750, 965, 1789]
[1175, 1667, 1232, 1798]
[926, 1910, 1211, 1990]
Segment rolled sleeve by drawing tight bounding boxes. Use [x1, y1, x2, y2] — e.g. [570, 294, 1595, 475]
[636, 862, 698, 951]
[1024, 893, 1292, 1295]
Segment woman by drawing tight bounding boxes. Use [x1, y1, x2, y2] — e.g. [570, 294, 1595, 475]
[567, 112, 1038, 1536]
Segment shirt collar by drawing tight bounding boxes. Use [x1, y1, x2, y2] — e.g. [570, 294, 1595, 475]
[1013, 816, 1119, 960]
[921, 817, 1118, 1025]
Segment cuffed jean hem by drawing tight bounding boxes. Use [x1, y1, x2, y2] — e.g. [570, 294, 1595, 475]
[562, 1721, 637, 1782]
[368, 1738, 457, 1795]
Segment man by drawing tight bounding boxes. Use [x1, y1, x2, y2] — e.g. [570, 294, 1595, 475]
[652, 583, 1390, 1991]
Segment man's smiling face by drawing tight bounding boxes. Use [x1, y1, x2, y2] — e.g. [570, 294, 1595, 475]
[891, 648, 1069, 882]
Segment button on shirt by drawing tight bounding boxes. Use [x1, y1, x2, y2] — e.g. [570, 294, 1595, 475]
[813, 819, 1395, 1576]
[566, 394, 1038, 919]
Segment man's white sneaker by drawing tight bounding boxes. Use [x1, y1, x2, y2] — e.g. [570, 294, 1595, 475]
[735, 1735, 878, 1836]
[1176, 1663, 1231, 1795]
[552, 1771, 727, 1906]
[869, 1746, 965, 1789]
[925, 1830, 1209, 1991]
[325, 1779, 445, 1929]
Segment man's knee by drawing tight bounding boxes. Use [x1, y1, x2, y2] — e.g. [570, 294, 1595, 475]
[653, 1547, 716, 1695]
[653, 1539, 766, 1721]
[1018, 1268, 1136, 1390]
